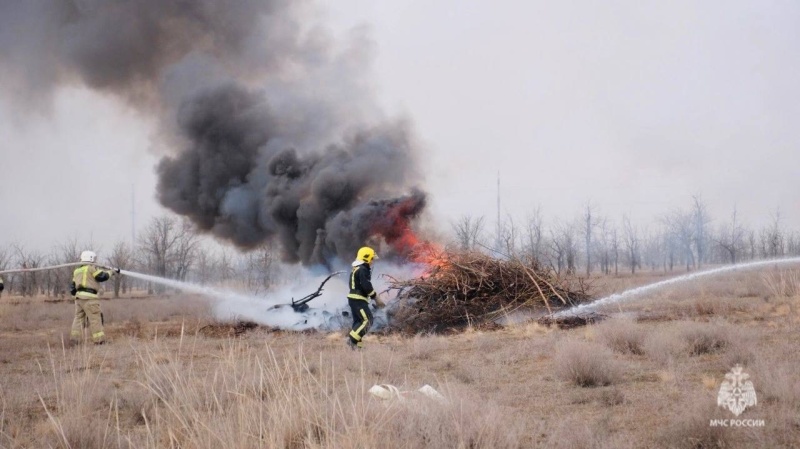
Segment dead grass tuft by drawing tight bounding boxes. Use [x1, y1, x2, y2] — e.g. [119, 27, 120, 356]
[673, 321, 732, 356]
[656, 400, 732, 449]
[688, 297, 733, 317]
[545, 417, 634, 449]
[761, 269, 800, 299]
[594, 318, 646, 355]
[751, 346, 800, 407]
[377, 389, 524, 449]
[554, 340, 622, 387]
[643, 329, 686, 364]
[719, 337, 757, 369]
[599, 388, 626, 406]
[407, 334, 451, 360]
[48, 414, 124, 449]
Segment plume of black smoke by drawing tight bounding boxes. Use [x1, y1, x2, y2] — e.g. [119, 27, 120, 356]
[157, 82, 424, 263]
[0, 0, 426, 264]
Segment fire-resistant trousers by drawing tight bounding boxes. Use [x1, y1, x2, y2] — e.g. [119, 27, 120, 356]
[70, 299, 105, 343]
[348, 298, 373, 348]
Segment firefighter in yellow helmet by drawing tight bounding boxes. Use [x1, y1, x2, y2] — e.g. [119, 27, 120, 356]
[70, 250, 118, 345]
[346, 247, 378, 349]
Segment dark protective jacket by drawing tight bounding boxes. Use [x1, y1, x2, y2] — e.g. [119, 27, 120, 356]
[71, 264, 111, 300]
[347, 262, 376, 301]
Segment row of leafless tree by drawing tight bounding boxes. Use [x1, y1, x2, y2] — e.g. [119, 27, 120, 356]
[1, 198, 798, 298]
[452, 197, 800, 276]
[0, 215, 277, 298]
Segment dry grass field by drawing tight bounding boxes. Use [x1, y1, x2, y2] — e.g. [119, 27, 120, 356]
[0, 267, 798, 448]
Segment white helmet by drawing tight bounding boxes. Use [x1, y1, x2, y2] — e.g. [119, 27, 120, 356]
[79, 250, 97, 263]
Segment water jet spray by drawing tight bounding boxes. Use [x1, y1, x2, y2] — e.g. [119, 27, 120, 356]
[556, 257, 800, 317]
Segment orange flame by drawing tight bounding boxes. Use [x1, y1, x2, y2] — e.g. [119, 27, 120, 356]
[385, 227, 447, 268]
[369, 191, 446, 268]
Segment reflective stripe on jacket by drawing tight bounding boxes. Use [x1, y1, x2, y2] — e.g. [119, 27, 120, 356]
[347, 262, 376, 301]
[72, 264, 110, 299]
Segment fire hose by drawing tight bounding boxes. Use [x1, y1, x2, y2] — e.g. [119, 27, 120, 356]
[0, 262, 120, 275]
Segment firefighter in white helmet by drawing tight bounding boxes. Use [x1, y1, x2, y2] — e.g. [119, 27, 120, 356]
[346, 246, 379, 349]
[70, 250, 119, 345]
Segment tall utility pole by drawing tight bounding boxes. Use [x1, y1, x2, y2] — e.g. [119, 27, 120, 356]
[585, 204, 592, 277]
[131, 184, 136, 246]
[496, 171, 501, 251]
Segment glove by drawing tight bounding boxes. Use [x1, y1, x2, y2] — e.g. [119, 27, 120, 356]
[113, 267, 121, 274]
[70, 282, 77, 296]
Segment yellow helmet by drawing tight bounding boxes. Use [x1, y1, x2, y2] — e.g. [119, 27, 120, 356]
[357, 246, 377, 264]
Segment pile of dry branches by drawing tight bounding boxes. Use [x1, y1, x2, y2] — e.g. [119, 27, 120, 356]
[386, 250, 591, 333]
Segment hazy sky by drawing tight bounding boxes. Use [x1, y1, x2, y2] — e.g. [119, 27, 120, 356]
[1, 0, 798, 253]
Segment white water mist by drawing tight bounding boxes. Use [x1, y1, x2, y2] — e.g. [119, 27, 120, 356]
[120, 269, 350, 330]
[119, 262, 423, 331]
[558, 257, 800, 317]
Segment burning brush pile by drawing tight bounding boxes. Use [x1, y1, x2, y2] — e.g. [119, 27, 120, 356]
[386, 249, 591, 333]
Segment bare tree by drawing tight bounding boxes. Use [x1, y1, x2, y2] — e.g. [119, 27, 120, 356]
[58, 236, 81, 263]
[548, 229, 565, 274]
[243, 241, 276, 294]
[51, 236, 84, 299]
[787, 231, 800, 256]
[662, 225, 677, 272]
[596, 218, 612, 275]
[583, 203, 598, 276]
[12, 245, 44, 297]
[138, 215, 181, 293]
[610, 226, 620, 276]
[664, 210, 695, 271]
[645, 228, 668, 271]
[522, 208, 545, 263]
[550, 220, 578, 274]
[194, 247, 214, 285]
[451, 215, 486, 251]
[44, 249, 60, 298]
[759, 209, 784, 258]
[691, 196, 711, 268]
[108, 241, 134, 298]
[714, 207, 746, 264]
[747, 229, 757, 261]
[622, 215, 639, 274]
[497, 214, 518, 257]
[215, 247, 236, 285]
[174, 218, 200, 281]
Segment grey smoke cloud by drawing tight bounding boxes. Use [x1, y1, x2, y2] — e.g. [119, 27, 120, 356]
[1, 0, 282, 104]
[0, 0, 426, 264]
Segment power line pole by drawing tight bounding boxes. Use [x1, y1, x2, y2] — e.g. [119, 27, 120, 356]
[131, 184, 136, 246]
[496, 171, 501, 251]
